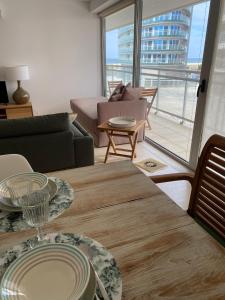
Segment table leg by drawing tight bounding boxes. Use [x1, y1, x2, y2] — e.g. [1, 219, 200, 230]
[128, 135, 134, 159]
[107, 131, 117, 154]
[104, 132, 112, 163]
[131, 132, 138, 160]
[104, 130, 117, 163]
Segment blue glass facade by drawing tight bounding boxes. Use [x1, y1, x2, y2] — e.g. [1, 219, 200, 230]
[118, 8, 192, 65]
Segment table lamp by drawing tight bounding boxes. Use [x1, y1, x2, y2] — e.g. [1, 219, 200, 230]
[5, 65, 30, 104]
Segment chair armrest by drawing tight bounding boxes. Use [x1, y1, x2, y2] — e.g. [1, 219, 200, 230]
[150, 172, 194, 185]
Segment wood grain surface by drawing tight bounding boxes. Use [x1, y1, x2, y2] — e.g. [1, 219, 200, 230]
[1, 160, 225, 299]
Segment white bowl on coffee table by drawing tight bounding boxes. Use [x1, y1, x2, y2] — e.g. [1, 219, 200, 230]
[108, 116, 136, 128]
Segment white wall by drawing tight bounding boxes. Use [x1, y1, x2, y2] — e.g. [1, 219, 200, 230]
[0, 0, 101, 115]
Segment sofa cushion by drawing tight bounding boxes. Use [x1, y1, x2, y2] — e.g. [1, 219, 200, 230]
[108, 83, 126, 102]
[0, 113, 70, 138]
[122, 86, 144, 101]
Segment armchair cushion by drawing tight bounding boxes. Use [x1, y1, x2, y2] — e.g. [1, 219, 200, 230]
[108, 83, 126, 102]
[121, 86, 144, 101]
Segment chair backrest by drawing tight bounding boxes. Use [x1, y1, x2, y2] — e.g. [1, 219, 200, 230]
[141, 88, 158, 109]
[188, 134, 225, 240]
[108, 80, 122, 96]
[0, 154, 33, 181]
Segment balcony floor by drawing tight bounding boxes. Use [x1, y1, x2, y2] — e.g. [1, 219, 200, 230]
[145, 112, 193, 161]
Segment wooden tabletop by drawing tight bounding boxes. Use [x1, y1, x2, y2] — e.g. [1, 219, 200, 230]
[98, 120, 145, 133]
[1, 161, 225, 299]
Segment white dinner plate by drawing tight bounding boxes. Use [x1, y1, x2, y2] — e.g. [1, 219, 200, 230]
[108, 116, 136, 128]
[0, 243, 91, 300]
[0, 179, 58, 212]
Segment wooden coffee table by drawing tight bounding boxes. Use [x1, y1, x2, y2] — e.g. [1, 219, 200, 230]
[98, 120, 145, 163]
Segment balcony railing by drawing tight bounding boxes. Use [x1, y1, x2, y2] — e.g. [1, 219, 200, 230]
[141, 46, 186, 52]
[144, 13, 190, 22]
[142, 30, 188, 39]
[106, 64, 200, 124]
[142, 16, 190, 26]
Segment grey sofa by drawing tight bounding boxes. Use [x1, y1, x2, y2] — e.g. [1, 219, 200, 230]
[70, 97, 147, 147]
[0, 113, 94, 172]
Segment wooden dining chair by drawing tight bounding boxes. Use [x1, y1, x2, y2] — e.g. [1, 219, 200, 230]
[0, 154, 33, 181]
[141, 88, 158, 129]
[108, 80, 122, 96]
[150, 134, 225, 242]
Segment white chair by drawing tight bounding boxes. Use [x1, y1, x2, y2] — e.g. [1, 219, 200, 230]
[0, 154, 33, 181]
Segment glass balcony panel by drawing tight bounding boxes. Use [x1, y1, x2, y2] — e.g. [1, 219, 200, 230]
[105, 4, 135, 95]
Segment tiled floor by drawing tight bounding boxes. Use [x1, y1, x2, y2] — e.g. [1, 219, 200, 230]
[145, 112, 193, 161]
[95, 141, 192, 210]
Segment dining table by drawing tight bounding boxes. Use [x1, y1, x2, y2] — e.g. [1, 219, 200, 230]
[0, 160, 225, 299]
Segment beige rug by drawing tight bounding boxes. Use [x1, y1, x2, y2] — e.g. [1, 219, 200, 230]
[135, 157, 167, 173]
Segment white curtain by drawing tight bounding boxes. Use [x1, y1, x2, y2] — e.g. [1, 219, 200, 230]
[201, 0, 225, 146]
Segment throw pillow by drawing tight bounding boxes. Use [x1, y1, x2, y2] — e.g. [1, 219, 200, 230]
[108, 83, 126, 102]
[121, 86, 144, 101]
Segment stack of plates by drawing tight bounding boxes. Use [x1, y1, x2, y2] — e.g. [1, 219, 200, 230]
[108, 116, 136, 128]
[0, 244, 96, 300]
[0, 179, 58, 212]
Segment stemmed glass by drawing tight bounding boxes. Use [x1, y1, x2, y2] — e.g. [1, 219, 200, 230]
[19, 190, 50, 242]
[5, 174, 50, 244]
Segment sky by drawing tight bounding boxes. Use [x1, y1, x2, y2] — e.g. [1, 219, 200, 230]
[106, 1, 210, 62]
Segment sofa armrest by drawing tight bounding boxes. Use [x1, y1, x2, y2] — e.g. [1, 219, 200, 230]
[97, 100, 147, 124]
[73, 120, 90, 137]
[71, 120, 94, 167]
[73, 135, 94, 167]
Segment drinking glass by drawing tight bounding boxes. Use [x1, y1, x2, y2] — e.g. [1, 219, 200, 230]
[5, 177, 32, 207]
[4, 173, 48, 207]
[19, 191, 50, 242]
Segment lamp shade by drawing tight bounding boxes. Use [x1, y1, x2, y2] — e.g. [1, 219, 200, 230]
[5, 65, 30, 81]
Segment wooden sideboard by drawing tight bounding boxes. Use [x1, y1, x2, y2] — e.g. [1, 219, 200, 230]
[0, 103, 33, 119]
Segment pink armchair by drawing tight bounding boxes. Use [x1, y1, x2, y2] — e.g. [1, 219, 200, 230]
[70, 97, 147, 147]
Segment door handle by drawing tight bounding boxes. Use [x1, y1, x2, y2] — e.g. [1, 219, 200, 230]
[197, 79, 206, 97]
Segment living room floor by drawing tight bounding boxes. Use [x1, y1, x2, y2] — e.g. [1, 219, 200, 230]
[95, 140, 192, 210]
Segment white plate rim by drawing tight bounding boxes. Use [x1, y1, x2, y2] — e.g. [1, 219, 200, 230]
[108, 116, 136, 128]
[0, 243, 91, 300]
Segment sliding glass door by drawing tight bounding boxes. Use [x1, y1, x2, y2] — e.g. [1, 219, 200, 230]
[102, 0, 220, 168]
[141, 1, 210, 162]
